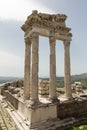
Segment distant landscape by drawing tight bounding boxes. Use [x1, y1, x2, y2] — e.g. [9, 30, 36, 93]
[57, 73, 87, 89]
[0, 73, 87, 88]
[41, 73, 87, 89]
[0, 76, 23, 84]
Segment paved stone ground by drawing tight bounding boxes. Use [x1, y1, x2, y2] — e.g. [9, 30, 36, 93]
[0, 98, 19, 130]
[0, 96, 29, 130]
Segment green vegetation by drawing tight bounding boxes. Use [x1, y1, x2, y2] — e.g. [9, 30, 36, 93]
[42, 73, 87, 89]
[65, 125, 87, 130]
[0, 73, 87, 88]
[74, 125, 87, 130]
[56, 79, 64, 88]
[56, 73, 87, 89]
[0, 76, 23, 83]
[0, 126, 2, 130]
[0, 73, 87, 89]
[71, 78, 87, 89]
[56, 78, 87, 88]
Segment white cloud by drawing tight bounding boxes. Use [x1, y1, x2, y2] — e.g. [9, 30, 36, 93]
[0, 0, 54, 21]
[0, 50, 24, 76]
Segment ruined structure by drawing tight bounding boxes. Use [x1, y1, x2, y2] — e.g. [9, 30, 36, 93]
[21, 10, 72, 102]
[1, 10, 87, 130]
[21, 10, 72, 129]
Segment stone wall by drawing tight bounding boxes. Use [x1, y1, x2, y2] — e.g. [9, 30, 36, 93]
[4, 90, 18, 109]
[0, 80, 23, 95]
[38, 80, 49, 97]
[57, 100, 87, 119]
[0, 80, 65, 98]
[0, 80, 23, 109]
[38, 80, 65, 97]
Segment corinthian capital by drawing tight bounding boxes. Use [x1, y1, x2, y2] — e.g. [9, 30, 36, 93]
[49, 29, 55, 43]
[63, 40, 71, 46]
[31, 32, 39, 39]
[49, 36, 55, 43]
[25, 37, 31, 46]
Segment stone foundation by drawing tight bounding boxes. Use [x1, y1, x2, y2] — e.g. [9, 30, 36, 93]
[58, 99, 87, 119]
[1, 80, 87, 129]
[1, 90, 87, 129]
[18, 100, 57, 128]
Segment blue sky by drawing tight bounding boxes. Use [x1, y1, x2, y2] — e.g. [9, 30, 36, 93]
[0, 0, 87, 77]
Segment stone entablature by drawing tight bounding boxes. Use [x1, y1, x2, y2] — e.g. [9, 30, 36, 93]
[21, 10, 72, 41]
[22, 10, 67, 30]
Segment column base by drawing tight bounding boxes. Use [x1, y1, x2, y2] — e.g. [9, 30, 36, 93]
[49, 96, 60, 103]
[18, 99, 57, 129]
[24, 95, 30, 100]
[64, 94, 73, 100]
[29, 98, 40, 106]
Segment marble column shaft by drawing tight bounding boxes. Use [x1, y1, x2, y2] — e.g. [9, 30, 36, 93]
[49, 35, 57, 100]
[24, 38, 31, 99]
[64, 41, 72, 99]
[31, 32, 39, 102]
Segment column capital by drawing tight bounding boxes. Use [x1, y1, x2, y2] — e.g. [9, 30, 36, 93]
[63, 40, 71, 46]
[49, 36, 55, 43]
[31, 32, 39, 39]
[25, 37, 31, 45]
[49, 30, 55, 42]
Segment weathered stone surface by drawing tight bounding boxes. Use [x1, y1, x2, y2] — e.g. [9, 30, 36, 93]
[4, 91, 18, 109]
[24, 37, 31, 100]
[29, 32, 39, 104]
[1, 10, 87, 130]
[0, 80, 23, 95]
[49, 34, 57, 102]
[57, 99, 87, 119]
[64, 41, 72, 99]
[21, 10, 72, 41]
[38, 80, 49, 97]
[0, 98, 19, 130]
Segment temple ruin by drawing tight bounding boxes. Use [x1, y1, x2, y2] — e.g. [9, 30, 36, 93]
[22, 10, 72, 129]
[1, 10, 87, 130]
[21, 10, 72, 103]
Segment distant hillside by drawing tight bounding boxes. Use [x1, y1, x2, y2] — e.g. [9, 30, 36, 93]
[40, 73, 87, 80]
[71, 73, 87, 80]
[71, 73, 87, 89]
[0, 73, 87, 87]
[0, 76, 23, 83]
[40, 73, 87, 88]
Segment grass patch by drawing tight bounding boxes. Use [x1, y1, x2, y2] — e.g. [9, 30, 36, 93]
[0, 126, 3, 130]
[74, 125, 87, 130]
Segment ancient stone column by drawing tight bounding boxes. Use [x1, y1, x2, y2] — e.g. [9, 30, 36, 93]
[24, 37, 31, 100]
[64, 40, 72, 99]
[30, 32, 39, 104]
[49, 35, 57, 102]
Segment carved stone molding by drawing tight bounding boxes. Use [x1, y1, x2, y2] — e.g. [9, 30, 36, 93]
[21, 10, 71, 32]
